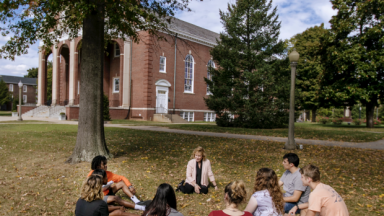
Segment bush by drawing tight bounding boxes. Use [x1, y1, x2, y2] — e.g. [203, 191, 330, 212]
[353, 118, 362, 125]
[316, 116, 329, 124]
[374, 119, 381, 125]
[332, 118, 343, 125]
[103, 94, 111, 121]
[59, 112, 65, 115]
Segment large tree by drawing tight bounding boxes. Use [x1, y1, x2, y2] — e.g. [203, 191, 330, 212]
[0, 0, 192, 163]
[319, 0, 384, 128]
[290, 24, 329, 122]
[205, 0, 290, 129]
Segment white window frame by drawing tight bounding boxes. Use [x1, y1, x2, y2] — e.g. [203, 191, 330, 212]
[23, 95, 27, 103]
[204, 112, 216, 122]
[78, 81, 80, 95]
[184, 55, 194, 93]
[159, 56, 166, 73]
[113, 77, 120, 93]
[23, 85, 27, 92]
[206, 60, 215, 95]
[9, 84, 13, 92]
[180, 112, 194, 122]
[114, 43, 120, 58]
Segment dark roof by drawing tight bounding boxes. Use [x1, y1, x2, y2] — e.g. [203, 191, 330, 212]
[169, 18, 220, 44]
[0, 75, 37, 85]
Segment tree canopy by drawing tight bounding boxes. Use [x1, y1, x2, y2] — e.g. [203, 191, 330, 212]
[24, 67, 38, 78]
[290, 24, 329, 122]
[319, 0, 384, 128]
[205, 0, 290, 129]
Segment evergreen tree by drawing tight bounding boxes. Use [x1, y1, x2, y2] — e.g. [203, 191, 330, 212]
[0, 79, 10, 106]
[205, 0, 290, 129]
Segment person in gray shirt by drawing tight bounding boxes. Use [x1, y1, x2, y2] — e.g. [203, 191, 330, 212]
[278, 153, 310, 215]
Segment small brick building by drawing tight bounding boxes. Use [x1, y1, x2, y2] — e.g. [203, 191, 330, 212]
[36, 18, 219, 121]
[0, 75, 37, 111]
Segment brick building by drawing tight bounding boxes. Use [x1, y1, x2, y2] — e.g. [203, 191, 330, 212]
[34, 18, 219, 121]
[0, 75, 37, 111]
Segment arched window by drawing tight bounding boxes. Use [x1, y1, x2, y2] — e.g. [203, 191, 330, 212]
[184, 54, 194, 92]
[207, 60, 215, 95]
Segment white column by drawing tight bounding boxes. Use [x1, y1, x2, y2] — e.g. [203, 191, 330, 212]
[51, 45, 58, 106]
[122, 40, 131, 107]
[37, 47, 43, 106]
[69, 40, 75, 105]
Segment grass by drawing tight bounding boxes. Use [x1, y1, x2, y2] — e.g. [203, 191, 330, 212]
[0, 124, 383, 216]
[0, 111, 11, 116]
[162, 122, 384, 142]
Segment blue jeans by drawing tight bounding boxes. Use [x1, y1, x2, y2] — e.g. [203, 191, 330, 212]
[284, 202, 301, 214]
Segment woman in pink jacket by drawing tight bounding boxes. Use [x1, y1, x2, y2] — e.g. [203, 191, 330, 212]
[176, 146, 218, 194]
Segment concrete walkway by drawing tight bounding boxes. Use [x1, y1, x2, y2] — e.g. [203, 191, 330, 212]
[1, 116, 383, 150]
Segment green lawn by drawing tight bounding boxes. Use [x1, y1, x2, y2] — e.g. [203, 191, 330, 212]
[162, 122, 384, 143]
[0, 123, 383, 215]
[0, 111, 11, 116]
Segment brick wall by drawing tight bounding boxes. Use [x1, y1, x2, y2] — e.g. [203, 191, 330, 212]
[50, 31, 216, 121]
[17, 105, 36, 114]
[5, 84, 37, 111]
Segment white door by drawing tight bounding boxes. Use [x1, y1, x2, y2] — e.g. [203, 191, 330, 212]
[156, 90, 168, 113]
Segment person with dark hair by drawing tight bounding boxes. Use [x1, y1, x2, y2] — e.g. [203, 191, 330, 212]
[142, 183, 183, 216]
[75, 175, 109, 216]
[244, 168, 284, 216]
[288, 164, 349, 216]
[88, 156, 145, 211]
[92, 169, 143, 214]
[279, 153, 310, 215]
[208, 181, 252, 216]
[176, 146, 217, 194]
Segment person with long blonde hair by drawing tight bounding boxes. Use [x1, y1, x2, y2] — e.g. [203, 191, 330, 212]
[176, 146, 217, 194]
[75, 175, 109, 216]
[208, 180, 252, 216]
[244, 168, 284, 216]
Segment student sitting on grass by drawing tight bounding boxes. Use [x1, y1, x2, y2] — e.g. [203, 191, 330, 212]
[244, 168, 284, 216]
[208, 180, 252, 216]
[92, 169, 145, 213]
[142, 183, 183, 216]
[88, 156, 144, 209]
[288, 164, 349, 216]
[75, 175, 109, 216]
[279, 153, 310, 216]
[176, 146, 217, 194]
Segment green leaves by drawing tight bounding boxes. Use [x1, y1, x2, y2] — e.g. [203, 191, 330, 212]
[205, 0, 289, 129]
[0, 0, 192, 59]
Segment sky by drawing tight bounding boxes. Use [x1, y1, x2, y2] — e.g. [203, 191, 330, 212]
[0, 0, 337, 77]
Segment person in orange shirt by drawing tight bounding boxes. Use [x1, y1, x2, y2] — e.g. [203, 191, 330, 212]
[288, 164, 349, 216]
[92, 169, 144, 214]
[87, 156, 143, 208]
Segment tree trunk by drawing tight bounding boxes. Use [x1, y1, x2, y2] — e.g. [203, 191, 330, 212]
[67, 0, 110, 163]
[311, 108, 317, 123]
[366, 101, 375, 128]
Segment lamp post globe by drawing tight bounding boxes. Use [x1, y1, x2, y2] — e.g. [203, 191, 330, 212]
[18, 81, 23, 121]
[284, 49, 299, 150]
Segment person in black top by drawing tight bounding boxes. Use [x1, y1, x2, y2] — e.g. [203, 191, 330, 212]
[75, 175, 109, 216]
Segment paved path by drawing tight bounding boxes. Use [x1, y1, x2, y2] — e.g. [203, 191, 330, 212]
[1, 116, 383, 150]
